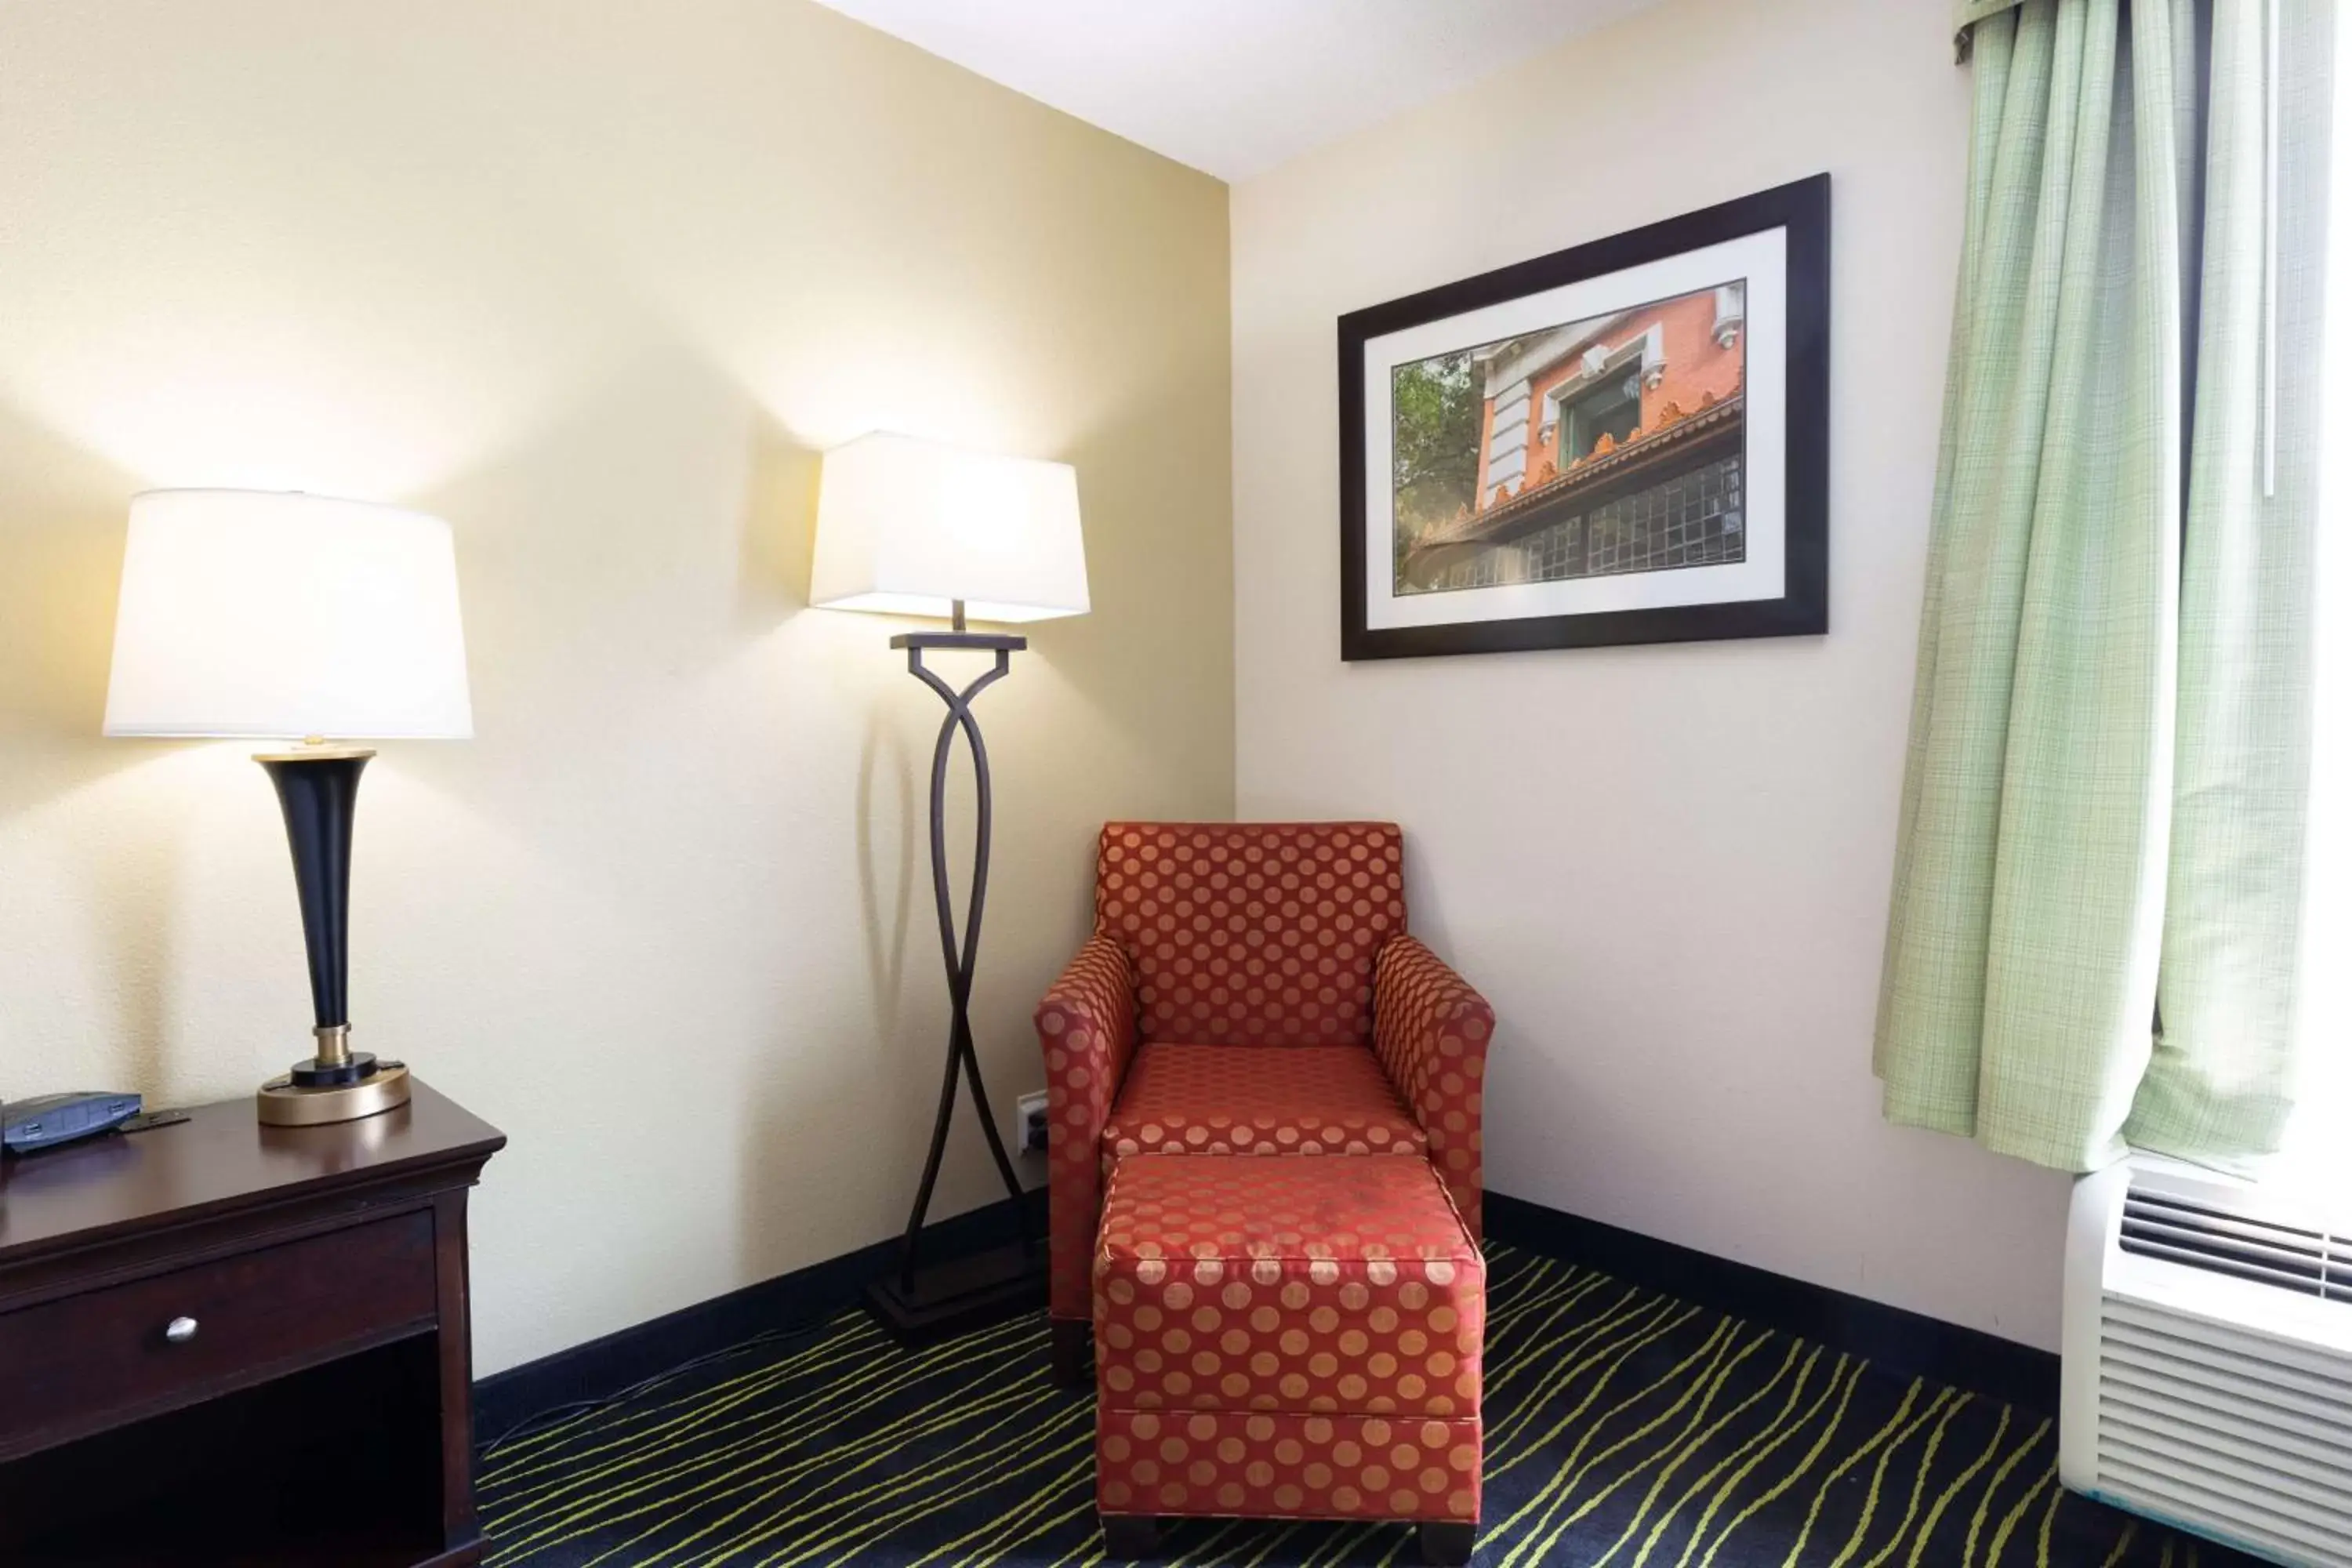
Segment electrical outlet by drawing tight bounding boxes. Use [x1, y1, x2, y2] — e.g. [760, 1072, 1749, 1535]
[1017, 1090, 1050, 1154]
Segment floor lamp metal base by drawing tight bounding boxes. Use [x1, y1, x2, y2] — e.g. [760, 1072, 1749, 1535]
[257, 1062, 412, 1127]
[864, 1242, 1047, 1345]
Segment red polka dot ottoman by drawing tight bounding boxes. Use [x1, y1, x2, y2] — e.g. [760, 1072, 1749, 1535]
[1091, 1153, 1484, 1565]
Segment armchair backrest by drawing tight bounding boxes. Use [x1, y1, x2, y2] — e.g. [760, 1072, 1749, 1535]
[1095, 822, 1406, 1047]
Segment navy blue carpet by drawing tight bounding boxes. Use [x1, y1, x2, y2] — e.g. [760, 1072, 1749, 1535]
[478, 1245, 2249, 1567]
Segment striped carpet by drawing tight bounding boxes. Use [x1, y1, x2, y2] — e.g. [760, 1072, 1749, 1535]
[478, 1245, 2252, 1567]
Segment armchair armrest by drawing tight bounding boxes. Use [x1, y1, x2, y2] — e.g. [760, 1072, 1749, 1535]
[1373, 935, 1494, 1240]
[1035, 931, 1140, 1322]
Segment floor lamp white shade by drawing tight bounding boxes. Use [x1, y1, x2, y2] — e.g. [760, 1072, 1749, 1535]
[810, 433, 1089, 624]
[103, 489, 474, 742]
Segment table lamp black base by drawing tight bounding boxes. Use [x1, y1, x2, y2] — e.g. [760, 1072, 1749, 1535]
[864, 1243, 1047, 1344]
[255, 746, 412, 1129]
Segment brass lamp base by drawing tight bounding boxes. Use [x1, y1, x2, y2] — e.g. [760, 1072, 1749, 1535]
[257, 1061, 412, 1127]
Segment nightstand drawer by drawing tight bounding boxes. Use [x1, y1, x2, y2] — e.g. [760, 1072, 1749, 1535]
[0, 1210, 437, 1457]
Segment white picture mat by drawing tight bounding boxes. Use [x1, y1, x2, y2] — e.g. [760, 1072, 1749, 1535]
[1361, 227, 1788, 632]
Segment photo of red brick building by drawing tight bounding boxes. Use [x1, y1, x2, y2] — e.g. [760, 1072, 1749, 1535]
[1393, 281, 1747, 594]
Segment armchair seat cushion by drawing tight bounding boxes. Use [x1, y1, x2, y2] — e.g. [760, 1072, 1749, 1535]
[1102, 1045, 1427, 1171]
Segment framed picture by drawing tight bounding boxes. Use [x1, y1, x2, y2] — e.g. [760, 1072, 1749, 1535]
[1338, 174, 1829, 661]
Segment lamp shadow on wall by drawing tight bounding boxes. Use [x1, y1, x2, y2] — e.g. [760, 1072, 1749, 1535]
[0, 397, 191, 1085]
[1397, 837, 1466, 969]
[732, 703, 933, 1278]
[1007, 394, 1226, 795]
[0, 400, 140, 753]
[735, 413, 818, 630]
[736, 407, 920, 1025]
[733, 407, 946, 1269]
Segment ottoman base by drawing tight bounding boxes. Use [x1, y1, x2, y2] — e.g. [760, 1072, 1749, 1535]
[1097, 1409, 1478, 1526]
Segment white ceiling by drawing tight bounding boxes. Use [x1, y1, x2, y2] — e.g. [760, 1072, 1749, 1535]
[809, 0, 1660, 182]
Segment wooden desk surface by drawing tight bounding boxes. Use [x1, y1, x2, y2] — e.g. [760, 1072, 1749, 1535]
[0, 1080, 506, 1265]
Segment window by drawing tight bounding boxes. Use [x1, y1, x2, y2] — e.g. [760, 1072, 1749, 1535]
[1557, 370, 1642, 464]
[2281, 24, 2352, 1187]
[1583, 456, 1745, 576]
[1517, 516, 1580, 581]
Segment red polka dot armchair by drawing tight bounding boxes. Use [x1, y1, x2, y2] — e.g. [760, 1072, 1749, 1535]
[1033, 822, 1494, 1381]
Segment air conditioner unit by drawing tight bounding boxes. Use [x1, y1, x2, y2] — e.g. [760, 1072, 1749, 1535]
[2063, 1156, 2352, 1566]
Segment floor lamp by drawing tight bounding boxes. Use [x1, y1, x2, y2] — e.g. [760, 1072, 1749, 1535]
[811, 432, 1089, 1340]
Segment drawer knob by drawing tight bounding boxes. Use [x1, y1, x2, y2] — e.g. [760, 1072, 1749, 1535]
[164, 1316, 198, 1345]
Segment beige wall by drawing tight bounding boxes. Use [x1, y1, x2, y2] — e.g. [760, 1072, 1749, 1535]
[1232, 0, 2075, 1349]
[0, 0, 1232, 1374]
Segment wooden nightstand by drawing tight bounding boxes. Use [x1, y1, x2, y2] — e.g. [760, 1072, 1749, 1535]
[0, 1080, 504, 1566]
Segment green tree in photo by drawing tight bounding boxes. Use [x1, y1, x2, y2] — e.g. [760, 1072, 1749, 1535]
[1390, 350, 1482, 583]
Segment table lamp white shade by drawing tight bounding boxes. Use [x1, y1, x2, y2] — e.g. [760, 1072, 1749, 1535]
[809, 433, 1089, 624]
[103, 489, 474, 741]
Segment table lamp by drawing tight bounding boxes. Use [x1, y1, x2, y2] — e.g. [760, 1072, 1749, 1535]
[810, 432, 1088, 1339]
[103, 489, 474, 1127]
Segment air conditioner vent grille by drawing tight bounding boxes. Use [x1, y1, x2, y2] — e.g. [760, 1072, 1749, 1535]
[2092, 1293, 2352, 1568]
[2119, 1186, 2351, 1303]
[2078, 1169, 2352, 1568]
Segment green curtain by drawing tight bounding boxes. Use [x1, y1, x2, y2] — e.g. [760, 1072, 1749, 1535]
[1955, 0, 2033, 35]
[1876, 0, 2332, 1173]
[1952, 1, 2035, 60]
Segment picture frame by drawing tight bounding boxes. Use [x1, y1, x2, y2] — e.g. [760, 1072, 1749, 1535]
[1338, 174, 1830, 661]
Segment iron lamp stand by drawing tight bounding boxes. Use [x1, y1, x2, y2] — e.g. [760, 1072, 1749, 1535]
[863, 622, 1045, 1341]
